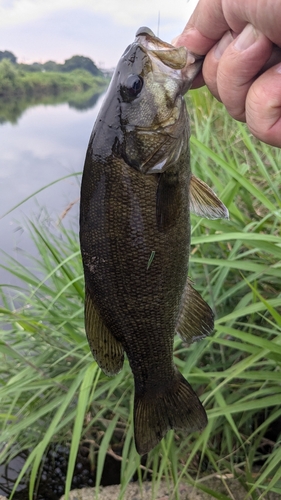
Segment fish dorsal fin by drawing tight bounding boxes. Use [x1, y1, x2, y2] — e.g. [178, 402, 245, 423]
[85, 289, 124, 376]
[176, 278, 214, 343]
[190, 174, 229, 220]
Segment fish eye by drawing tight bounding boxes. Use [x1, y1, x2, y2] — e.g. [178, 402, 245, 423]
[126, 75, 143, 96]
[120, 74, 143, 102]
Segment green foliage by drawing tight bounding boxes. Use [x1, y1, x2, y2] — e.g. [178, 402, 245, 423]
[0, 51, 17, 64]
[0, 59, 18, 94]
[17, 62, 43, 73]
[0, 58, 108, 111]
[0, 89, 280, 499]
[0, 56, 107, 101]
[62, 55, 102, 76]
[17, 56, 103, 76]
[2, 50, 102, 77]
[42, 60, 61, 72]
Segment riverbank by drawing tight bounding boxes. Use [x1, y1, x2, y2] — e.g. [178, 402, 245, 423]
[0, 58, 109, 99]
[60, 479, 281, 500]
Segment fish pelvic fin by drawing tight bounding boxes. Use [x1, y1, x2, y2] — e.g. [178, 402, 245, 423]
[85, 289, 124, 376]
[190, 174, 229, 220]
[134, 369, 207, 455]
[176, 278, 214, 343]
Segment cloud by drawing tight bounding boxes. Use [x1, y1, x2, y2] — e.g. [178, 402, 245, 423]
[0, 0, 199, 28]
[0, 0, 199, 67]
[89, 0, 197, 26]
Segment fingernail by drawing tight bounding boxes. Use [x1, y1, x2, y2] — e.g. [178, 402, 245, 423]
[214, 30, 234, 60]
[234, 23, 258, 51]
[276, 64, 281, 74]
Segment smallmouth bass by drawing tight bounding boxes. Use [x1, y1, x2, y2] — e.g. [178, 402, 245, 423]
[80, 27, 228, 455]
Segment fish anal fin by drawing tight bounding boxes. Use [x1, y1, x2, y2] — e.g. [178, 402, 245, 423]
[85, 289, 124, 376]
[176, 278, 214, 343]
[190, 174, 229, 220]
[134, 369, 207, 455]
[156, 171, 180, 232]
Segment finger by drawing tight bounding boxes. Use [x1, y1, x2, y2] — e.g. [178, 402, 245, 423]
[174, 0, 229, 54]
[223, 0, 281, 45]
[186, 72, 205, 90]
[201, 30, 234, 101]
[172, 0, 228, 90]
[203, 24, 272, 121]
[246, 64, 281, 147]
[261, 45, 281, 72]
[176, 0, 281, 52]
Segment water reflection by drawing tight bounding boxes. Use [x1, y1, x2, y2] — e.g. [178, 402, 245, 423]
[0, 89, 107, 286]
[68, 91, 103, 111]
[0, 88, 105, 125]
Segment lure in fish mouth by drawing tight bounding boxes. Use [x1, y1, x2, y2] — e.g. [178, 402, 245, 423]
[80, 27, 228, 455]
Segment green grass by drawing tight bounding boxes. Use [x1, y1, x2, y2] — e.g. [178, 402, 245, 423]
[0, 88, 280, 500]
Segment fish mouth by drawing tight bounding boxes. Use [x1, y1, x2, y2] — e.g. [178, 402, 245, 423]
[135, 26, 203, 93]
[135, 27, 185, 57]
[135, 27, 188, 71]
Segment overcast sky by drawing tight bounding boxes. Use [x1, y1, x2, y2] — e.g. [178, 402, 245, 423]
[0, 0, 199, 68]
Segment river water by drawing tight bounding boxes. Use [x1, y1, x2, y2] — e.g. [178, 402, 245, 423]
[0, 90, 107, 495]
[0, 91, 106, 287]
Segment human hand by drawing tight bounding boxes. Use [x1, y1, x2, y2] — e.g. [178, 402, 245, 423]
[174, 0, 281, 147]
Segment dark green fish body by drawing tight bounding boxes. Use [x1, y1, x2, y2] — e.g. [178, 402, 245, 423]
[80, 28, 227, 454]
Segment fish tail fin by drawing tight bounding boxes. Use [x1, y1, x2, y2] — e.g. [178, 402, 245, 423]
[134, 369, 207, 455]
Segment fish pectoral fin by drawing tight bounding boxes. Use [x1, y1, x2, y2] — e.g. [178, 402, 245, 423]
[190, 174, 229, 220]
[156, 171, 180, 231]
[176, 278, 214, 343]
[134, 369, 207, 455]
[85, 289, 124, 376]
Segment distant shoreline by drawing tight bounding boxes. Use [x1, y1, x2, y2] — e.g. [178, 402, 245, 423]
[0, 63, 109, 99]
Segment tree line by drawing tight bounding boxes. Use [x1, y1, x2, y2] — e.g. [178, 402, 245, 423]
[0, 50, 103, 76]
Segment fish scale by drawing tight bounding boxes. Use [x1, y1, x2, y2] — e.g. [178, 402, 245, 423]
[80, 27, 228, 455]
